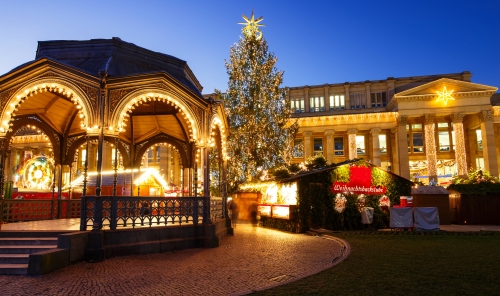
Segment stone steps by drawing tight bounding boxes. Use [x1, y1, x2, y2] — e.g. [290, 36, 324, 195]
[0, 245, 57, 254]
[0, 254, 30, 264]
[0, 237, 58, 245]
[0, 236, 58, 275]
[0, 264, 29, 275]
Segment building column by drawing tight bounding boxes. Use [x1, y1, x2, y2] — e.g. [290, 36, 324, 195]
[467, 129, 477, 171]
[324, 129, 334, 164]
[390, 128, 399, 174]
[424, 114, 437, 183]
[478, 110, 498, 176]
[324, 85, 330, 112]
[386, 77, 396, 102]
[347, 128, 358, 160]
[371, 128, 381, 167]
[451, 113, 467, 177]
[344, 83, 350, 110]
[303, 131, 313, 159]
[304, 87, 310, 113]
[397, 116, 410, 179]
[365, 82, 371, 109]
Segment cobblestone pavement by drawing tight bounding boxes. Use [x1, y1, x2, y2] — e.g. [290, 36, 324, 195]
[0, 223, 349, 296]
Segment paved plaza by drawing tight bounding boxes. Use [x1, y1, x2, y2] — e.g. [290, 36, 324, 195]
[1, 219, 497, 295]
[0, 222, 349, 296]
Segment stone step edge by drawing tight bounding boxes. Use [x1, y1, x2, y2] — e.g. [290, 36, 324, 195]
[0, 264, 29, 268]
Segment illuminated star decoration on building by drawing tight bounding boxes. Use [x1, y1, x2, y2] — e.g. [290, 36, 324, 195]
[238, 11, 265, 40]
[436, 86, 455, 105]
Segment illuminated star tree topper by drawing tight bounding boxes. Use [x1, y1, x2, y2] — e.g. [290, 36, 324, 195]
[436, 86, 455, 105]
[238, 10, 265, 40]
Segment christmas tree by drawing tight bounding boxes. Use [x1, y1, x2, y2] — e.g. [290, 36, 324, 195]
[216, 11, 299, 189]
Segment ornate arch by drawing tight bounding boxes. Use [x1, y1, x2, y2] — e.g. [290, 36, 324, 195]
[109, 88, 202, 143]
[133, 133, 191, 168]
[5, 117, 62, 164]
[0, 77, 96, 137]
[208, 110, 228, 160]
[64, 135, 130, 167]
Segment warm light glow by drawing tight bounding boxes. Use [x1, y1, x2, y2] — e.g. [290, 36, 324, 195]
[424, 121, 437, 179]
[453, 121, 467, 176]
[238, 11, 265, 40]
[436, 86, 455, 105]
[348, 133, 357, 159]
[272, 205, 290, 219]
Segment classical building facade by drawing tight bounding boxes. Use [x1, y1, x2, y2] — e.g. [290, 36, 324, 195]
[0, 38, 228, 200]
[288, 72, 500, 185]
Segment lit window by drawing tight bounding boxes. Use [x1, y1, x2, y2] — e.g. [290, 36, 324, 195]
[329, 95, 345, 110]
[356, 135, 365, 155]
[451, 131, 455, 150]
[438, 122, 449, 128]
[80, 149, 86, 168]
[314, 138, 323, 155]
[334, 137, 344, 156]
[413, 133, 423, 152]
[293, 139, 304, 158]
[476, 130, 482, 151]
[412, 124, 422, 131]
[309, 96, 325, 112]
[379, 134, 387, 154]
[476, 157, 484, 169]
[371, 92, 387, 108]
[148, 148, 154, 163]
[112, 148, 116, 166]
[438, 131, 450, 151]
[290, 98, 305, 113]
[350, 93, 365, 109]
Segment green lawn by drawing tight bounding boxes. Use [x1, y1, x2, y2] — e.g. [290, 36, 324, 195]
[255, 233, 500, 296]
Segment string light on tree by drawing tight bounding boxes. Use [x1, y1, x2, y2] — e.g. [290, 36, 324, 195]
[216, 12, 299, 187]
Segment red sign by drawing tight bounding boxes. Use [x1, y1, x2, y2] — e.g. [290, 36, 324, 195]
[331, 166, 386, 194]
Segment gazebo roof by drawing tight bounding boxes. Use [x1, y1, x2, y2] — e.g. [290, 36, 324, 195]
[33, 37, 203, 96]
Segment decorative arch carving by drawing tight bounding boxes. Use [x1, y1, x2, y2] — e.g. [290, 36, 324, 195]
[133, 133, 191, 168]
[5, 117, 62, 164]
[109, 87, 203, 143]
[64, 135, 130, 166]
[0, 74, 98, 136]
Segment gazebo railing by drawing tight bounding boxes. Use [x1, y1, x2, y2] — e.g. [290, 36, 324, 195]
[80, 196, 218, 231]
[0, 199, 81, 223]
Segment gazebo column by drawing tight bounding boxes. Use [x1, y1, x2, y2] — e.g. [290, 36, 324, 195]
[371, 128, 381, 167]
[324, 129, 334, 164]
[0, 138, 6, 199]
[424, 114, 437, 183]
[451, 113, 467, 177]
[397, 116, 410, 179]
[8, 148, 17, 182]
[478, 110, 498, 176]
[347, 128, 358, 160]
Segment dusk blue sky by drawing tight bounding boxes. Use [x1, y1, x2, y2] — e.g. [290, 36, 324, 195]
[1, 1, 499, 94]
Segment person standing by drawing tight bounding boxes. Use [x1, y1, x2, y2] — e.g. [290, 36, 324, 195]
[229, 199, 238, 229]
[249, 201, 258, 226]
